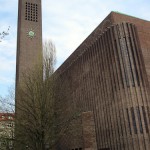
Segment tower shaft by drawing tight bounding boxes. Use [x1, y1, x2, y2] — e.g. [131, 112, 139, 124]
[16, 0, 42, 86]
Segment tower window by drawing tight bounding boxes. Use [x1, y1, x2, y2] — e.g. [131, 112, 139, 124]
[25, 2, 38, 22]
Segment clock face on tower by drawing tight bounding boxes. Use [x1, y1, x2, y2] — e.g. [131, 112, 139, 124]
[27, 29, 36, 39]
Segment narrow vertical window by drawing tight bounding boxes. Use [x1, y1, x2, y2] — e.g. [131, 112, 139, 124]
[136, 106, 143, 133]
[129, 36, 140, 86]
[119, 110, 123, 136]
[131, 107, 137, 134]
[114, 39, 124, 88]
[142, 106, 149, 133]
[119, 38, 130, 87]
[125, 37, 135, 87]
[147, 106, 150, 124]
[126, 108, 132, 134]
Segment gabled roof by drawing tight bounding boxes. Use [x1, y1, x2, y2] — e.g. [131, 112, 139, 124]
[112, 11, 149, 22]
[54, 11, 150, 76]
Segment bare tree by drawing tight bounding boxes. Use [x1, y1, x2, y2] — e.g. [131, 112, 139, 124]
[0, 40, 80, 150]
[43, 40, 56, 77]
[0, 26, 10, 42]
[14, 40, 80, 150]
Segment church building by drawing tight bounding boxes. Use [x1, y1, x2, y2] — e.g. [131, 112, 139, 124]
[15, 0, 150, 150]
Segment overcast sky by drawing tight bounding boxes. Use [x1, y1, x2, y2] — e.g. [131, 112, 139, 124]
[0, 0, 150, 96]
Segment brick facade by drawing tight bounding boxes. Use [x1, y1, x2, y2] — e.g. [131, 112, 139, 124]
[16, 0, 42, 87]
[55, 12, 150, 150]
[82, 111, 97, 150]
[16, 2, 150, 148]
[15, 0, 42, 118]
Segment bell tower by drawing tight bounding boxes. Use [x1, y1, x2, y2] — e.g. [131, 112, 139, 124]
[16, 0, 42, 86]
[15, 1, 42, 148]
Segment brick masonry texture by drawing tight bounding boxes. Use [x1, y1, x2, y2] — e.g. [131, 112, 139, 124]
[82, 111, 97, 150]
[16, 0, 42, 115]
[55, 12, 150, 150]
[15, 1, 42, 148]
[16, 3, 150, 149]
[16, 0, 42, 87]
